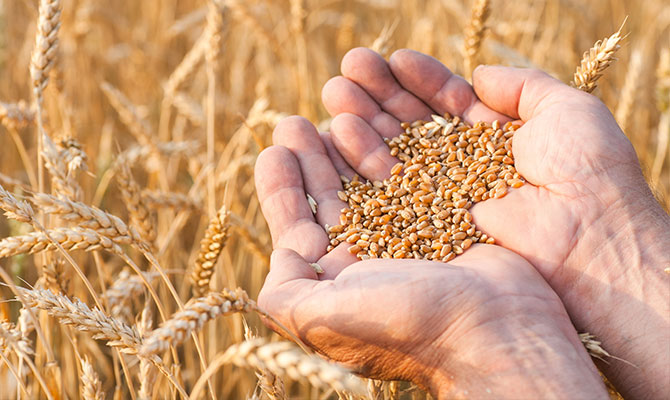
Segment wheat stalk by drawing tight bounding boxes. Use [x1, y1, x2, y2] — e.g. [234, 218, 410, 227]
[16, 287, 142, 354]
[80, 357, 105, 400]
[652, 48, 670, 184]
[192, 204, 230, 296]
[572, 21, 626, 93]
[139, 288, 254, 357]
[463, 0, 490, 80]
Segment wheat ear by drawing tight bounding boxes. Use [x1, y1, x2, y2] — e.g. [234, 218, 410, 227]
[463, 0, 490, 80]
[80, 357, 104, 400]
[30, 0, 61, 104]
[0, 101, 35, 130]
[16, 287, 142, 354]
[116, 164, 156, 244]
[0, 320, 34, 357]
[189, 338, 367, 400]
[139, 288, 253, 357]
[572, 21, 627, 93]
[192, 204, 230, 296]
[614, 48, 643, 132]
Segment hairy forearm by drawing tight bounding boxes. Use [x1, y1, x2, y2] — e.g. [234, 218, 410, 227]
[565, 193, 670, 399]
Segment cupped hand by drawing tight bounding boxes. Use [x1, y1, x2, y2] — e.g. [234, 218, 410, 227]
[320, 48, 670, 399]
[254, 117, 607, 398]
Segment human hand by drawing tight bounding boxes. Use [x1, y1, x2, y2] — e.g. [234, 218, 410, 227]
[254, 117, 608, 398]
[321, 47, 670, 398]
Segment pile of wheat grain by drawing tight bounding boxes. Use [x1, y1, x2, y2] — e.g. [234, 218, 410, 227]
[328, 115, 522, 261]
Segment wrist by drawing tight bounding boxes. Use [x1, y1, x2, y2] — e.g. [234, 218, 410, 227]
[421, 307, 608, 399]
[561, 183, 670, 398]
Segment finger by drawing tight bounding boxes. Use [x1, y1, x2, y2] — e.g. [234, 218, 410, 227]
[255, 145, 328, 262]
[388, 49, 510, 124]
[472, 65, 583, 121]
[341, 47, 434, 122]
[322, 76, 403, 139]
[273, 116, 346, 228]
[330, 113, 398, 182]
[319, 131, 357, 178]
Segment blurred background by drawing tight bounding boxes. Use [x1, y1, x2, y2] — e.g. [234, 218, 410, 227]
[0, 0, 668, 398]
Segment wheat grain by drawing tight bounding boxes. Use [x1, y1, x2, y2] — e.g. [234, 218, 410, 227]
[572, 21, 626, 93]
[16, 287, 142, 354]
[139, 288, 253, 357]
[328, 115, 519, 261]
[80, 357, 104, 400]
[463, 0, 490, 79]
[192, 205, 230, 296]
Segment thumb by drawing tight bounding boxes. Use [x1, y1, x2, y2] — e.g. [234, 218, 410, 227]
[472, 65, 582, 121]
[263, 248, 319, 290]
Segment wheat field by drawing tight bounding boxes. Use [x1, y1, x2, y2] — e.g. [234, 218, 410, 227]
[0, 0, 668, 398]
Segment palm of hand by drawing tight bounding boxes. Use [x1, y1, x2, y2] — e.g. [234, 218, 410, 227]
[255, 114, 575, 383]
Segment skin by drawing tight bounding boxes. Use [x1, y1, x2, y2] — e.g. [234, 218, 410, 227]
[320, 48, 670, 399]
[255, 119, 608, 398]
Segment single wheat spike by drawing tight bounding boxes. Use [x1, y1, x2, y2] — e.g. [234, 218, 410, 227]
[0, 227, 126, 258]
[139, 288, 254, 357]
[652, 48, 670, 184]
[42, 133, 82, 199]
[39, 258, 69, 294]
[615, 48, 643, 132]
[244, 325, 286, 400]
[0, 320, 34, 357]
[0, 173, 29, 192]
[141, 190, 203, 212]
[163, 35, 207, 99]
[137, 303, 156, 400]
[222, 338, 366, 395]
[115, 140, 200, 168]
[30, 0, 61, 104]
[79, 357, 104, 400]
[370, 19, 399, 58]
[463, 0, 490, 80]
[30, 192, 148, 249]
[116, 164, 156, 244]
[104, 270, 158, 321]
[192, 205, 230, 296]
[57, 137, 89, 177]
[205, 0, 224, 68]
[572, 21, 626, 93]
[0, 184, 35, 223]
[17, 287, 142, 354]
[0, 101, 35, 130]
[100, 82, 153, 145]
